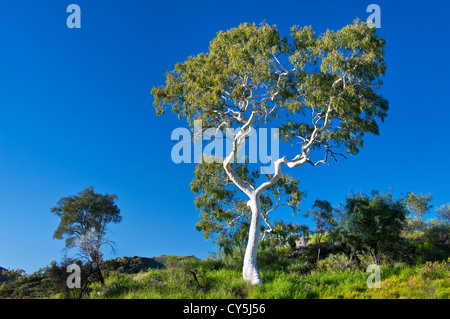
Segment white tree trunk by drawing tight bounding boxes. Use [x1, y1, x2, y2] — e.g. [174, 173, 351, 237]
[221, 109, 325, 286]
[242, 196, 263, 285]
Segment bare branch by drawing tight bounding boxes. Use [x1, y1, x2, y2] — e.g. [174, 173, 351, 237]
[223, 111, 258, 197]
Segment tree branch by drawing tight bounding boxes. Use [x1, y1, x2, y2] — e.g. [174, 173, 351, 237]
[222, 111, 258, 197]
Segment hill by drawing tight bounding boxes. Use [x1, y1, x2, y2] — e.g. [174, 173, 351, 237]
[103, 255, 199, 274]
[0, 267, 9, 282]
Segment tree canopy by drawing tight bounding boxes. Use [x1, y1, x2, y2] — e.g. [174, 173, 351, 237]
[405, 192, 433, 221]
[152, 20, 388, 158]
[52, 186, 122, 250]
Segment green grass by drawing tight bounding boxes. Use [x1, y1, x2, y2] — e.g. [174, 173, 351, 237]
[83, 258, 449, 299]
[2, 250, 448, 299]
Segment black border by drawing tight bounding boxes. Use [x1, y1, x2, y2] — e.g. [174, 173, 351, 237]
[0, 299, 447, 317]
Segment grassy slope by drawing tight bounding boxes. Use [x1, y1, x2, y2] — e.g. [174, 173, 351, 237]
[84, 258, 449, 299]
[1, 236, 449, 299]
[2, 258, 449, 299]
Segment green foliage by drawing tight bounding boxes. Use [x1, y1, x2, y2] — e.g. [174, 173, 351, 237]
[0, 267, 53, 299]
[51, 186, 122, 249]
[417, 260, 450, 281]
[47, 258, 106, 299]
[152, 21, 389, 264]
[435, 204, 450, 224]
[405, 192, 433, 221]
[424, 219, 450, 246]
[190, 160, 253, 254]
[304, 199, 336, 260]
[417, 220, 450, 262]
[403, 216, 428, 235]
[260, 220, 309, 251]
[0, 268, 25, 282]
[104, 257, 150, 275]
[2, 253, 449, 299]
[51, 186, 122, 285]
[191, 159, 305, 255]
[317, 253, 356, 272]
[152, 21, 388, 155]
[310, 233, 330, 244]
[304, 200, 335, 243]
[355, 251, 378, 269]
[337, 191, 408, 263]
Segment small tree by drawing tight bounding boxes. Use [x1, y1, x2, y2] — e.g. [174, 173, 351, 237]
[405, 192, 433, 221]
[339, 191, 407, 263]
[51, 186, 122, 284]
[304, 199, 335, 260]
[435, 204, 450, 224]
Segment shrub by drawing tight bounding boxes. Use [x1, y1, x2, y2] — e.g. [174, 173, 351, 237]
[317, 253, 355, 272]
[417, 260, 449, 280]
[424, 220, 450, 247]
[338, 192, 408, 263]
[356, 251, 378, 269]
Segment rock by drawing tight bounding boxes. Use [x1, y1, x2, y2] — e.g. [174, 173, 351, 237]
[293, 236, 312, 249]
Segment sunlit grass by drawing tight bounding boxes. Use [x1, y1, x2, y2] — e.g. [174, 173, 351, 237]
[84, 258, 449, 299]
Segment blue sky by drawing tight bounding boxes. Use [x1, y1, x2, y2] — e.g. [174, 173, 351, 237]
[0, 0, 449, 274]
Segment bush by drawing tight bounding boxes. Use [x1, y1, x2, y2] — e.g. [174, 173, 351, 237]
[424, 220, 450, 246]
[417, 260, 450, 280]
[356, 251, 378, 269]
[317, 253, 356, 272]
[338, 192, 408, 263]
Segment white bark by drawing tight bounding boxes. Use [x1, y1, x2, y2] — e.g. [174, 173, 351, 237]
[242, 196, 263, 285]
[222, 111, 263, 284]
[222, 112, 256, 198]
[219, 68, 338, 285]
[221, 104, 332, 285]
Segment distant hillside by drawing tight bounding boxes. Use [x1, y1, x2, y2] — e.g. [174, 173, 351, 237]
[0, 255, 201, 299]
[103, 255, 199, 274]
[0, 267, 10, 282]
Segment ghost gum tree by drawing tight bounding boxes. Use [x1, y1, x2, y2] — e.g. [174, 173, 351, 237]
[152, 20, 388, 285]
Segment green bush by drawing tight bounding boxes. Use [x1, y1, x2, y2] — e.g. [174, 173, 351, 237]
[356, 251, 377, 269]
[310, 233, 330, 244]
[417, 260, 450, 280]
[317, 253, 356, 272]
